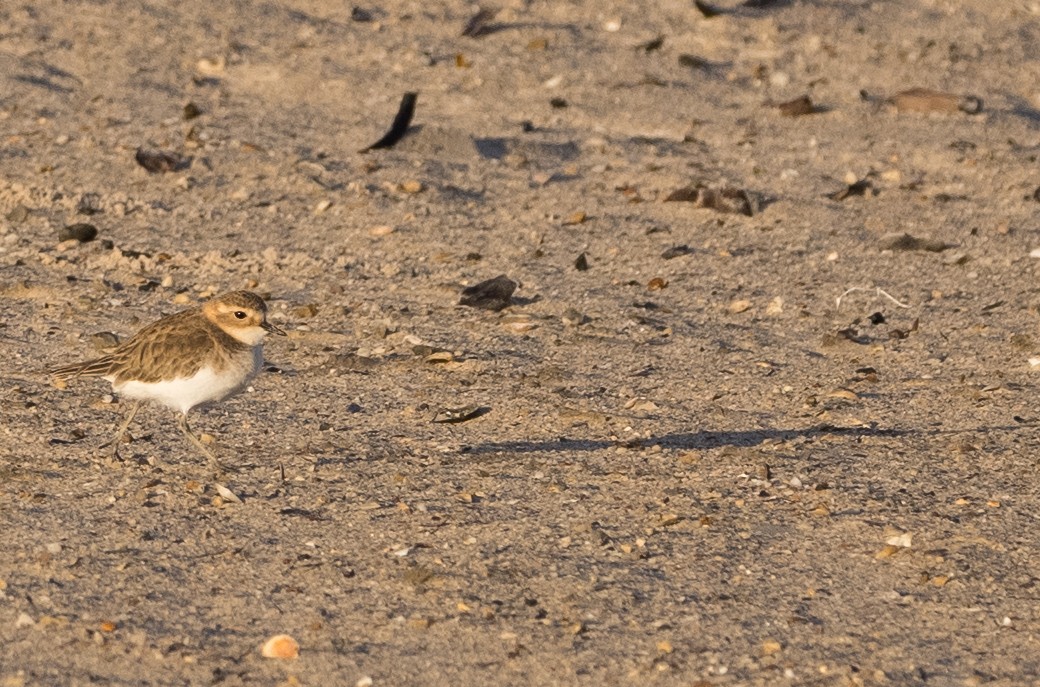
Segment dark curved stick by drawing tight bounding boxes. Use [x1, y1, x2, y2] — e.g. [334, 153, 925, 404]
[359, 92, 418, 153]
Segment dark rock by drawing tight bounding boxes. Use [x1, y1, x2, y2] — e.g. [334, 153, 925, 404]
[460, 275, 517, 311]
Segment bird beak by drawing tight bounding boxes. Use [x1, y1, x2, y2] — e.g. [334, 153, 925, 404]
[262, 321, 287, 336]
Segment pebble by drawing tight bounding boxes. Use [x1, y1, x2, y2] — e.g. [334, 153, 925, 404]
[561, 308, 585, 326]
[59, 223, 98, 243]
[459, 275, 517, 311]
[260, 634, 299, 659]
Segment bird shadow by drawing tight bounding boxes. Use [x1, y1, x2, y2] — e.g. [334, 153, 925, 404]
[461, 424, 908, 455]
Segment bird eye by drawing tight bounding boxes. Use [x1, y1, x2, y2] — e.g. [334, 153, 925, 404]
[234, 311, 247, 319]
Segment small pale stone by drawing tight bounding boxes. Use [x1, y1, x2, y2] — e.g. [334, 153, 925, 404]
[369, 225, 394, 237]
[728, 299, 752, 314]
[261, 634, 299, 659]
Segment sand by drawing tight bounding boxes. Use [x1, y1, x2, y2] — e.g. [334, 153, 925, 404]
[3, 0, 1040, 684]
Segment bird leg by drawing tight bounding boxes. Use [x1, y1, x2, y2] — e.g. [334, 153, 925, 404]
[177, 412, 237, 474]
[100, 400, 141, 459]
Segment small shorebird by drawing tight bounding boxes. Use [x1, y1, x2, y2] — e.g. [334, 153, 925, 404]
[50, 291, 286, 470]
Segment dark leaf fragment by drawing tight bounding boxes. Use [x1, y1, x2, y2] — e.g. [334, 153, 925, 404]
[462, 7, 498, 37]
[661, 245, 692, 259]
[574, 253, 589, 271]
[694, 0, 723, 17]
[182, 102, 201, 120]
[359, 92, 418, 153]
[59, 223, 98, 243]
[664, 183, 758, 216]
[351, 6, 374, 22]
[433, 405, 490, 424]
[637, 36, 665, 52]
[828, 178, 875, 201]
[777, 95, 818, 117]
[460, 275, 517, 311]
[879, 232, 950, 253]
[135, 148, 190, 173]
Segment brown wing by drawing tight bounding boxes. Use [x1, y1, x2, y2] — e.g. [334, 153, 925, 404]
[49, 355, 119, 381]
[50, 306, 249, 385]
[109, 309, 234, 384]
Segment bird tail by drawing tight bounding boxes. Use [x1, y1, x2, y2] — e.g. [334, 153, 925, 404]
[49, 356, 116, 382]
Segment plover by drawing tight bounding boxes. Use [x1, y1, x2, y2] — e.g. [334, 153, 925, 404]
[50, 290, 286, 470]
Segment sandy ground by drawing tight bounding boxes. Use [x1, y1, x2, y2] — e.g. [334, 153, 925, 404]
[3, 0, 1040, 684]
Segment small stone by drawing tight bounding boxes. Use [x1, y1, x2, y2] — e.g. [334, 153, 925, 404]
[59, 223, 98, 243]
[369, 225, 394, 237]
[562, 211, 586, 225]
[502, 314, 538, 333]
[777, 95, 816, 117]
[400, 180, 424, 194]
[260, 634, 299, 659]
[5, 205, 29, 223]
[183, 102, 202, 120]
[574, 252, 589, 271]
[728, 299, 752, 314]
[15, 612, 34, 628]
[561, 308, 585, 326]
[291, 304, 319, 318]
[459, 275, 517, 311]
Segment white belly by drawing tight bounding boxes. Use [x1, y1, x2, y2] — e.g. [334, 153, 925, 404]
[110, 353, 260, 414]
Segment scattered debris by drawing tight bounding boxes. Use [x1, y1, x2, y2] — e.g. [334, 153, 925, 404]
[636, 35, 665, 53]
[828, 177, 875, 201]
[647, 277, 668, 291]
[462, 7, 498, 37]
[359, 92, 418, 152]
[664, 182, 758, 216]
[59, 223, 98, 243]
[260, 634, 299, 659]
[835, 287, 911, 309]
[432, 405, 489, 423]
[135, 148, 190, 173]
[879, 232, 951, 252]
[660, 245, 692, 260]
[776, 95, 819, 117]
[459, 275, 517, 311]
[861, 87, 982, 114]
